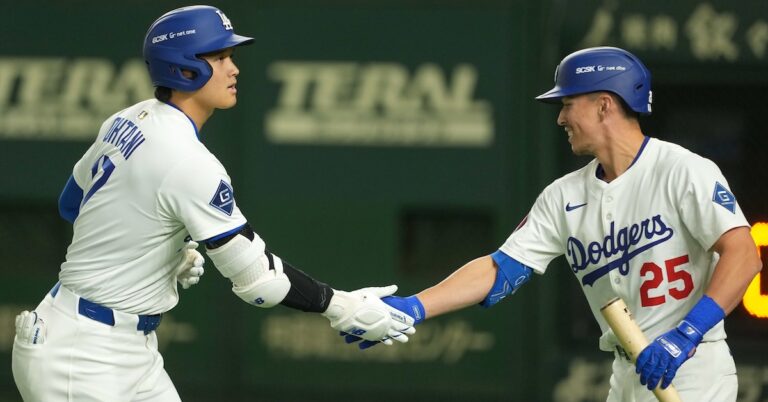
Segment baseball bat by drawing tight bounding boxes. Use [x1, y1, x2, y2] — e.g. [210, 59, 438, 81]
[600, 297, 682, 402]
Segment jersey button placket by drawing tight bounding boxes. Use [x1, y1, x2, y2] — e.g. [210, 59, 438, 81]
[604, 192, 620, 287]
[604, 193, 613, 221]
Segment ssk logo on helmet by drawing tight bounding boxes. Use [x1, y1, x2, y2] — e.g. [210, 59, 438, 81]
[216, 10, 233, 30]
[153, 29, 197, 43]
[575, 65, 596, 74]
[576, 65, 627, 74]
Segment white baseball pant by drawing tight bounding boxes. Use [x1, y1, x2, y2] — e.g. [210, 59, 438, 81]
[12, 284, 180, 402]
[607, 340, 737, 402]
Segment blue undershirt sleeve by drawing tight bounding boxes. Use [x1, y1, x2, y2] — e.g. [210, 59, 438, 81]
[58, 175, 83, 224]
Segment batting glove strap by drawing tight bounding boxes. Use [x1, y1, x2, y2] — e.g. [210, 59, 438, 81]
[381, 295, 425, 325]
[680, 295, 725, 341]
[675, 320, 703, 346]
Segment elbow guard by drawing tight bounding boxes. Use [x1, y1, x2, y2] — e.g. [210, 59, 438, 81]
[205, 233, 290, 308]
[480, 250, 533, 308]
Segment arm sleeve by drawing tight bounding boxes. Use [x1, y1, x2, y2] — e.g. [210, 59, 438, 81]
[479, 250, 533, 308]
[59, 140, 101, 223]
[280, 263, 334, 313]
[675, 156, 750, 250]
[58, 175, 83, 223]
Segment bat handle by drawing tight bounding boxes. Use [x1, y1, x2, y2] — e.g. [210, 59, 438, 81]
[600, 298, 683, 402]
[652, 384, 682, 402]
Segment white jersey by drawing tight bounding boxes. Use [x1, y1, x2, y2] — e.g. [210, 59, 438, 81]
[500, 137, 748, 351]
[59, 99, 246, 314]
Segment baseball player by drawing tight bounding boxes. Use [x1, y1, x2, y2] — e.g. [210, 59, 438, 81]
[348, 47, 761, 401]
[11, 6, 414, 402]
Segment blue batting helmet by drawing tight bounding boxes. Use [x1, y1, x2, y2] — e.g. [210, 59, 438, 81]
[536, 47, 652, 115]
[143, 5, 253, 92]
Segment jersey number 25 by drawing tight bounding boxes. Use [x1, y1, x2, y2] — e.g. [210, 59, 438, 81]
[639, 255, 694, 307]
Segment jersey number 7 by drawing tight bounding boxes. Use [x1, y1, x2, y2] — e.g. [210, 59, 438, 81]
[82, 155, 115, 206]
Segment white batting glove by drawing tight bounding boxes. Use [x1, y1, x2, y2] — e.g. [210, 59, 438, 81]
[15, 311, 45, 345]
[322, 285, 416, 344]
[176, 241, 205, 290]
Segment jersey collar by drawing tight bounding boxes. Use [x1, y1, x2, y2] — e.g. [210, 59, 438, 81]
[163, 101, 200, 140]
[595, 135, 650, 181]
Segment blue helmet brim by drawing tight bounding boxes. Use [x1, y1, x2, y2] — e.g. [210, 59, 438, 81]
[197, 34, 254, 55]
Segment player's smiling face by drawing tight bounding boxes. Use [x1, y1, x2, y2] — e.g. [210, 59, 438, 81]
[195, 47, 240, 110]
[557, 94, 602, 156]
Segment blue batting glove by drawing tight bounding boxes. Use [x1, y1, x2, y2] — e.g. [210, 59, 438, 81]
[635, 295, 724, 390]
[636, 322, 699, 389]
[342, 295, 425, 350]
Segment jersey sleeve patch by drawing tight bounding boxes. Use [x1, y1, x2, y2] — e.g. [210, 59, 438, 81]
[209, 180, 235, 216]
[712, 181, 736, 214]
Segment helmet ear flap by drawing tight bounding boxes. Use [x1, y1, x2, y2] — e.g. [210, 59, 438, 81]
[172, 66, 197, 80]
[198, 57, 214, 81]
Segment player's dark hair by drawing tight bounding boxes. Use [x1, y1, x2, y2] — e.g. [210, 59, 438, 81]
[613, 94, 640, 120]
[592, 92, 639, 120]
[155, 86, 172, 103]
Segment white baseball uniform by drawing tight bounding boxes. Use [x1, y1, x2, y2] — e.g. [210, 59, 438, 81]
[13, 99, 247, 401]
[499, 136, 747, 401]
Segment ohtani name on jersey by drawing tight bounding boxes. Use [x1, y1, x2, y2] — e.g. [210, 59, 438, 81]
[567, 215, 674, 287]
[102, 116, 146, 160]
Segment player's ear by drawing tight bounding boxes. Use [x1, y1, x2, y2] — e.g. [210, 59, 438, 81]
[597, 93, 612, 119]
